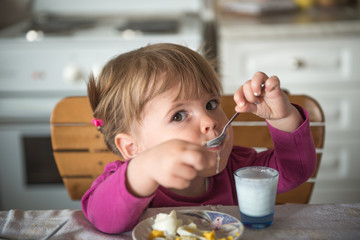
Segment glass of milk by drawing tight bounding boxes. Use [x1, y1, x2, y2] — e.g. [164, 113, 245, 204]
[234, 166, 279, 229]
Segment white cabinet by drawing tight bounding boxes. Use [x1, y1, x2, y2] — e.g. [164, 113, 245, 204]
[218, 17, 360, 203]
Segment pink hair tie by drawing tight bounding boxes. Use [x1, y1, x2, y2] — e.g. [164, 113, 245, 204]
[92, 118, 103, 130]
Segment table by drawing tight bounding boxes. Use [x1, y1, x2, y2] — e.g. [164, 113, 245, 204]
[1, 203, 359, 239]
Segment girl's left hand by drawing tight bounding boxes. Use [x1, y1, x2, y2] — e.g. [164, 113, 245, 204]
[234, 72, 303, 132]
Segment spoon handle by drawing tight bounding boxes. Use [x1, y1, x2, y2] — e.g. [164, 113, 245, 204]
[223, 112, 239, 133]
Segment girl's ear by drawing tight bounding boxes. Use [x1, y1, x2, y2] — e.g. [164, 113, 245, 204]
[114, 133, 140, 160]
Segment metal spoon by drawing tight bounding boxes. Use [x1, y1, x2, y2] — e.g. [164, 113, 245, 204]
[205, 112, 239, 148]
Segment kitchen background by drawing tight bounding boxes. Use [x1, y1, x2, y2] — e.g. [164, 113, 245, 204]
[0, 0, 359, 210]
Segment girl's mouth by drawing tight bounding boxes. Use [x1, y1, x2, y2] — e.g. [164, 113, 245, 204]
[207, 142, 224, 151]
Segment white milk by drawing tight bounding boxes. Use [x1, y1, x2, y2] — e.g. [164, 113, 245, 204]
[234, 167, 279, 217]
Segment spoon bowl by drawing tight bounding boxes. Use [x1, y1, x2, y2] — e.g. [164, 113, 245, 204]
[205, 112, 239, 148]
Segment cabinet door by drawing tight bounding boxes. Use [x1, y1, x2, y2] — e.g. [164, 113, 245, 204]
[220, 37, 360, 94]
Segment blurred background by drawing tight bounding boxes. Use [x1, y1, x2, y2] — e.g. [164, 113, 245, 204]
[0, 0, 359, 210]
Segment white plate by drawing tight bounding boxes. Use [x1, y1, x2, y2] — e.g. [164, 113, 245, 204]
[132, 210, 244, 240]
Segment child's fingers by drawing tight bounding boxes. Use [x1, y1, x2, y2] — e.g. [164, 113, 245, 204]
[234, 85, 246, 107]
[164, 174, 193, 189]
[172, 163, 197, 180]
[243, 82, 260, 104]
[234, 81, 260, 113]
[264, 75, 281, 94]
[182, 145, 216, 171]
[251, 72, 268, 96]
[161, 146, 216, 189]
[233, 73, 286, 120]
[181, 150, 205, 172]
[235, 73, 279, 107]
[154, 158, 197, 189]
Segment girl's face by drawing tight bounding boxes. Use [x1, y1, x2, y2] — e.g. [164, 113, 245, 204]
[133, 85, 233, 177]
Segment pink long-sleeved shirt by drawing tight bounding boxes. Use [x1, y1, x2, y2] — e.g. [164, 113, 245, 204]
[81, 106, 317, 234]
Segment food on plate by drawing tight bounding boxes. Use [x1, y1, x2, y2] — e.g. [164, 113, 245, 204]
[149, 229, 166, 239]
[151, 210, 183, 236]
[149, 210, 236, 240]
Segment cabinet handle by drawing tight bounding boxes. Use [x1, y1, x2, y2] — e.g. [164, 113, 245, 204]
[288, 58, 304, 70]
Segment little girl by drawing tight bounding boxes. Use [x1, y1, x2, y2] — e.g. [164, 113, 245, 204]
[82, 43, 316, 233]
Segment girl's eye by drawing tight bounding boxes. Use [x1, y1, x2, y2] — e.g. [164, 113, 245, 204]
[172, 111, 187, 122]
[206, 100, 218, 110]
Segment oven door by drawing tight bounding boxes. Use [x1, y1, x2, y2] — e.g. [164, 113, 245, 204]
[0, 101, 81, 210]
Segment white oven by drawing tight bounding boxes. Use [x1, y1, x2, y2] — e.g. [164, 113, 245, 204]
[0, 0, 204, 210]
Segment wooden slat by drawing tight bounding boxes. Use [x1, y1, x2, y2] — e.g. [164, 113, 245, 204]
[276, 182, 314, 204]
[51, 96, 93, 123]
[233, 126, 272, 148]
[63, 177, 95, 200]
[54, 152, 121, 177]
[312, 153, 322, 178]
[310, 126, 325, 148]
[51, 125, 108, 151]
[232, 125, 324, 148]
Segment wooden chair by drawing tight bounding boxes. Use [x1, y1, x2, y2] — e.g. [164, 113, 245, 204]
[51, 94, 325, 202]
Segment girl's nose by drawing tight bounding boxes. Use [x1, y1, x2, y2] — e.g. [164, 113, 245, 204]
[200, 113, 218, 135]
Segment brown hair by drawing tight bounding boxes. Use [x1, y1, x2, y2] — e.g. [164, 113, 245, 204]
[88, 43, 222, 155]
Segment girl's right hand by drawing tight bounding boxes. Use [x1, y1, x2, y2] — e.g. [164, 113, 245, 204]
[126, 139, 216, 197]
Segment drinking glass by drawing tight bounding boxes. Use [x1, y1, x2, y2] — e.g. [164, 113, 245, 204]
[234, 166, 279, 229]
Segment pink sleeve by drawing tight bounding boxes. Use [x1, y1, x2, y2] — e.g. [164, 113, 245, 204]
[81, 160, 154, 233]
[266, 104, 317, 193]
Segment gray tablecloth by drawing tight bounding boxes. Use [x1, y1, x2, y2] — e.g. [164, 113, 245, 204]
[1, 203, 359, 239]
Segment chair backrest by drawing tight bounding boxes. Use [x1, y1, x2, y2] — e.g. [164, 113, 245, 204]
[51, 94, 325, 202]
[50, 97, 121, 200]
